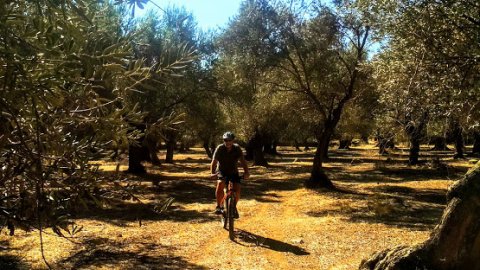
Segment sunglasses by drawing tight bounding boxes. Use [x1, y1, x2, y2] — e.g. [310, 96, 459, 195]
[223, 139, 233, 142]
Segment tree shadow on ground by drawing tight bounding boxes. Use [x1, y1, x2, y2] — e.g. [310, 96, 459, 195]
[57, 236, 207, 270]
[307, 185, 446, 231]
[326, 157, 388, 164]
[0, 255, 29, 270]
[173, 157, 212, 165]
[370, 185, 447, 204]
[73, 202, 217, 226]
[330, 165, 465, 185]
[75, 167, 309, 225]
[235, 230, 309, 255]
[307, 203, 443, 231]
[375, 166, 466, 178]
[0, 240, 29, 270]
[242, 177, 306, 203]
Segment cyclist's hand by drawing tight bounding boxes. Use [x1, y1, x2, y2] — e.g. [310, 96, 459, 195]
[244, 172, 250, 180]
[210, 173, 218, 180]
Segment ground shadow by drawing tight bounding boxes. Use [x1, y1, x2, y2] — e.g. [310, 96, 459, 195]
[0, 240, 29, 270]
[57, 236, 207, 270]
[330, 166, 465, 185]
[307, 189, 445, 231]
[370, 185, 447, 204]
[75, 167, 309, 225]
[87, 147, 465, 229]
[375, 166, 466, 179]
[0, 255, 29, 270]
[73, 200, 217, 226]
[235, 230, 309, 255]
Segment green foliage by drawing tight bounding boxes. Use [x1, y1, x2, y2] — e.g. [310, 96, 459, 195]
[0, 0, 192, 236]
[361, 0, 480, 141]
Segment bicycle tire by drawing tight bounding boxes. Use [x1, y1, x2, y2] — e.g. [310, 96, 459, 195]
[221, 200, 227, 229]
[228, 195, 235, 240]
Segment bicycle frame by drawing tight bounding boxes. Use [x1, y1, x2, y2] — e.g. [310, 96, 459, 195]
[219, 177, 237, 240]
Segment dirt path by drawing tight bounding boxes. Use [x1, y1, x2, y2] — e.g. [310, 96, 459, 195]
[3, 146, 472, 269]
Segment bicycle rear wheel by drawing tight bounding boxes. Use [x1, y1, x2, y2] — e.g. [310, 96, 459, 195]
[227, 195, 235, 240]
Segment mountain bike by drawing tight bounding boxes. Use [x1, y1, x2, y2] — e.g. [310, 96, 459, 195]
[219, 175, 242, 240]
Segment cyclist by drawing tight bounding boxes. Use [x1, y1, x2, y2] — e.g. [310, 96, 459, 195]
[210, 131, 250, 218]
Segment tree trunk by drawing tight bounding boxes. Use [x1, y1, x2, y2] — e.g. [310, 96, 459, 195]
[359, 161, 480, 270]
[320, 135, 330, 160]
[178, 141, 187, 153]
[246, 130, 268, 166]
[318, 122, 335, 160]
[145, 135, 161, 166]
[377, 135, 395, 155]
[163, 130, 177, 164]
[473, 131, 480, 155]
[127, 142, 148, 174]
[165, 139, 175, 163]
[306, 125, 335, 189]
[377, 136, 388, 155]
[404, 112, 428, 165]
[263, 140, 278, 156]
[408, 137, 420, 165]
[361, 134, 369, 144]
[430, 136, 450, 151]
[339, 138, 352, 149]
[127, 122, 148, 174]
[253, 147, 268, 166]
[203, 140, 213, 159]
[210, 142, 216, 157]
[452, 122, 464, 159]
[305, 143, 334, 189]
[294, 140, 302, 152]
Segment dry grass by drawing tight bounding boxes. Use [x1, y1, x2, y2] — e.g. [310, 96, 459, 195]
[1, 144, 476, 270]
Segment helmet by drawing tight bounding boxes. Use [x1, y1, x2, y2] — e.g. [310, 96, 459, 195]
[222, 131, 235, 140]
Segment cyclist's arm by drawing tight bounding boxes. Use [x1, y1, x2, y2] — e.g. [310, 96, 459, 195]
[210, 159, 218, 175]
[239, 154, 249, 179]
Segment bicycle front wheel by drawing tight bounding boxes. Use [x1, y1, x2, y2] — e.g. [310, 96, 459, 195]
[227, 196, 235, 240]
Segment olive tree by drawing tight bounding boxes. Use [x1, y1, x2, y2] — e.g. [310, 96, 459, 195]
[263, 3, 370, 188]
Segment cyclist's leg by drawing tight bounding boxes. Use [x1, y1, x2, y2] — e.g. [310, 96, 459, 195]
[233, 182, 241, 203]
[216, 180, 225, 207]
[232, 175, 241, 219]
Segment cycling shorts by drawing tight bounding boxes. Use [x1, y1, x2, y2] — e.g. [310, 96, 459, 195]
[218, 172, 242, 184]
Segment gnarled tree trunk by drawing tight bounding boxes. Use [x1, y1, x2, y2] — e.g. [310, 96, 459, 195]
[451, 122, 464, 159]
[408, 137, 420, 165]
[165, 140, 175, 163]
[128, 141, 148, 174]
[339, 138, 352, 149]
[294, 140, 302, 152]
[264, 139, 279, 155]
[404, 112, 428, 165]
[430, 136, 450, 151]
[305, 123, 335, 188]
[203, 139, 213, 159]
[305, 146, 334, 189]
[377, 136, 394, 155]
[473, 131, 480, 155]
[127, 123, 148, 174]
[145, 134, 161, 165]
[360, 161, 480, 270]
[164, 130, 177, 164]
[246, 129, 268, 166]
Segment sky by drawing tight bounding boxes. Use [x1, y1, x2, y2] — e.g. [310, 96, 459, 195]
[136, 0, 244, 30]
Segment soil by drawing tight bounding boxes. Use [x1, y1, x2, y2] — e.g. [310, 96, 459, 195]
[1, 145, 474, 270]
